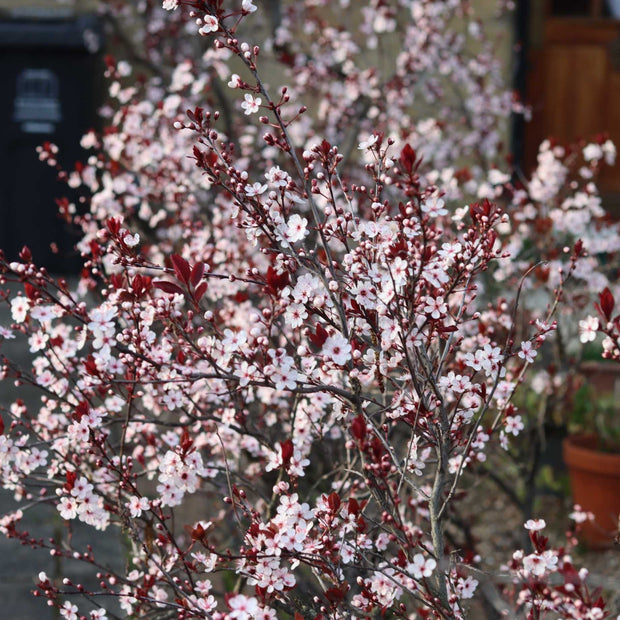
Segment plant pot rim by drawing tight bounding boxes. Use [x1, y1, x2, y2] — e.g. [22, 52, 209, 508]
[563, 434, 620, 475]
[579, 359, 620, 373]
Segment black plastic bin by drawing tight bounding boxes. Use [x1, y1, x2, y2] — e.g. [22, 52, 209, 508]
[0, 14, 103, 273]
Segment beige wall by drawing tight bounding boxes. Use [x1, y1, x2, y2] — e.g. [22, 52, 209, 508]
[0, 0, 514, 70]
[0, 0, 98, 16]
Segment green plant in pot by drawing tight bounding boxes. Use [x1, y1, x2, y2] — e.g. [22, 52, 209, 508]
[569, 381, 620, 452]
[563, 290, 620, 548]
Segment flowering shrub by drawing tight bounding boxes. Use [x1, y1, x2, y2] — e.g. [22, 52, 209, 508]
[583, 287, 620, 364]
[0, 1, 617, 618]
[471, 138, 620, 530]
[495, 139, 619, 424]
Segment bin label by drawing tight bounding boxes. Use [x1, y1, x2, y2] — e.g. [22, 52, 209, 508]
[12, 68, 62, 134]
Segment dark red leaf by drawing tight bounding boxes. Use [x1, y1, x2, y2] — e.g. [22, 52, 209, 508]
[171, 254, 191, 284]
[265, 266, 289, 294]
[19, 246, 32, 262]
[599, 287, 615, 322]
[154, 281, 185, 296]
[190, 262, 205, 287]
[110, 274, 124, 289]
[180, 430, 193, 455]
[319, 139, 331, 155]
[64, 471, 77, 492]
[192, 145, 204, 168]
[84, 355, 99, 376]
[347, 497, 360, 516]
[24, 283, 38, 301]
[106, 217, 121, 235]
[192, 106, 204, 123]
[205, 150, 218, 168]
[535, 265, 550, 283]
[454, 166, 472, 183]
[280, 440, 294, 467]
[193, 281, 208, 302]
[350, 415, 366, 441]
[308, 323, 329, 349]
[327, 491, 341, 512]
[437, 324, 458, 334]
[348, 297, 362, 317]
[574, 239, 584, 257]
[356, 516, 367, 534]
[132, 274, 144, 295]
[399, 143, 416, 172]
[389, 237, 409, 259]
[173, 597, 189, 610]
[74, 401, 89, 421]
[188, 522, 209, 542]
[0, 415, 4, 435]
[324, 582, 349, 604]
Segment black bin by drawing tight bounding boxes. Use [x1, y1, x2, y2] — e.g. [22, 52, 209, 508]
[0, 14, 103, 273]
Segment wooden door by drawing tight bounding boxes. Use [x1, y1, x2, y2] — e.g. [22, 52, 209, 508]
[524, 0, 620, 196]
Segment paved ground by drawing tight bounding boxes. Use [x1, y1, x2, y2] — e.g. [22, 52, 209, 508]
[0, 487, 125, 619]
[0, 281, 122, 619]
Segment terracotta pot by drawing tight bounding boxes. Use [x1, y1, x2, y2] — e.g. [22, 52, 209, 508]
[563, 435, 620, 549]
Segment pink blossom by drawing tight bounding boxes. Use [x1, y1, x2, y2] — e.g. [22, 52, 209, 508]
[579, 315, 598, 343]
[245, 182, 267, 197]
[0, 326, 15, 339]
[518, 340, 537, 363]
[505, 415, 524, 437]
[199, 15, 219, 34]
[524, 518, 546, 531]
[10, 296, 29, 323]
[126, 496, 150, 518]
[421, 196, 448, 217]
[281, 214, 308, 243]
[28, 331, 49, 353]
[423, 295, 447, 319]
[457, 576, 479, 599]
[240, 93, 261, 115]
[322, 334, 351, 366]
[358, 134, 379, 150]
[60, 602, 79, 620]
[57, 496, 79, 520]
[227, 594, 260, 619]
[228, 73, 242, 89]
[569, 505, 594, 524]
[407, 554, 437, 580]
